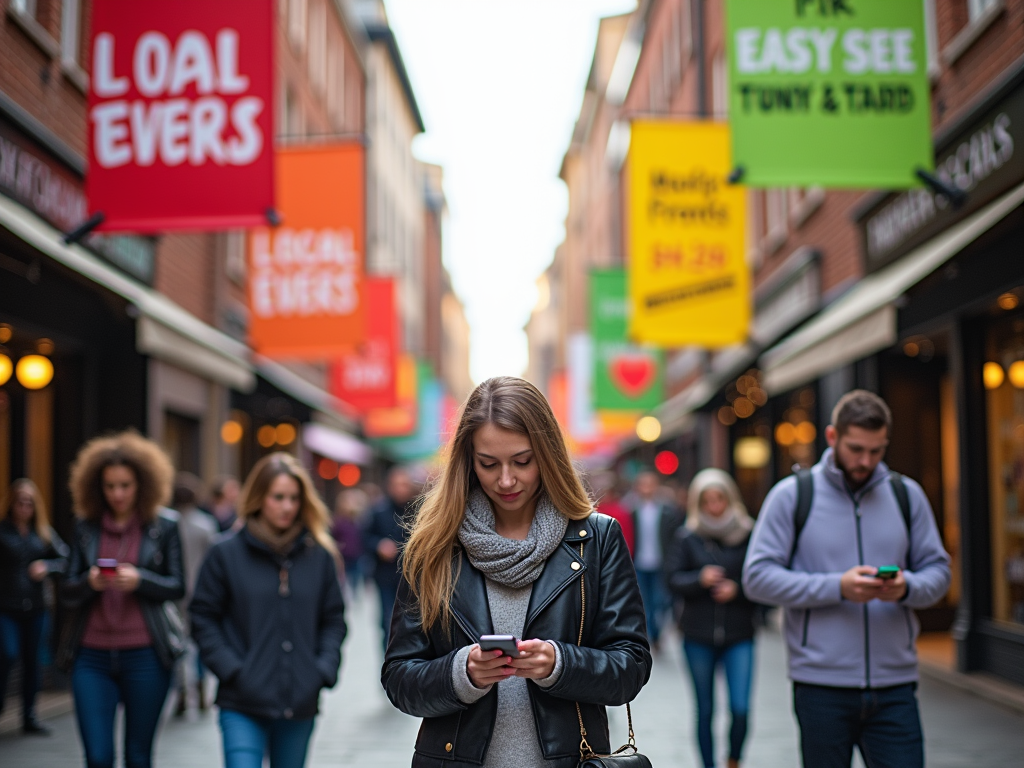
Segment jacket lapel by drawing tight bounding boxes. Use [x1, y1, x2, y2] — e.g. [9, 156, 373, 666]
[524, 521, 591, 631]
[449, 553, 493, 643]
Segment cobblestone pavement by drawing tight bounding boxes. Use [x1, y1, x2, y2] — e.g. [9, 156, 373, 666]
[2, 590, 1023, 767]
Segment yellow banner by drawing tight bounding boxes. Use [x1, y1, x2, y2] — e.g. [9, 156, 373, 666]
[628, 121, 749, 347]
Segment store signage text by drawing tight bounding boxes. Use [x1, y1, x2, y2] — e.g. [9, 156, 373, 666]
[0, 135, 87, 231]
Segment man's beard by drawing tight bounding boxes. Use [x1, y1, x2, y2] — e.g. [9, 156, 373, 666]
[835, 454, 872, 489]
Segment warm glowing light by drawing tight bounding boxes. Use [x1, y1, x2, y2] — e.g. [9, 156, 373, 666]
[718, 407, 737, 426]
[733, 397, 755, 418]
[998, 293, 1020, 311]
[36, 338, 54, 355]
[636, 416, 662, 443]
[747, 387, 768, 406]
[984, 362, 1006, 390]
[220, 420, 243, 444]
[655, 451, 679, 475]
[775, 422, 797, 446]
[1010, 361, 1024, 389]
[0, 354, 11, 386]
[903, 342, 919, 357]
[275, 423, 297, 445]
[257, 425, 277, 448]
[0, 325, 11, 344]
[338, 464, 361, 487]
[15, 355, 53, 389]
[734, 437, 771, 469]
[318, 458, 339, 480]
[795, 422, 817, 445]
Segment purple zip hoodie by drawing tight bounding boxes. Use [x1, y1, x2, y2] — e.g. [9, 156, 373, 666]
[742, 449, 951, 689]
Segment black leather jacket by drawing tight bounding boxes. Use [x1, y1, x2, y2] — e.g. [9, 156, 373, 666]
[60, 513, 185, 670]
[0, 520, 69, 614]
[382, 513, 651, 768]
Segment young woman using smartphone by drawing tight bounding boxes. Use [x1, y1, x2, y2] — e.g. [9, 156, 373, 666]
[383, 376, 651, 768]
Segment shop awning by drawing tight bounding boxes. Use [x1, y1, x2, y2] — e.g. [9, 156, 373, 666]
[303, 422, 373, 466]
[761, 179, 1024, 394]
[0, 193, 256, 391]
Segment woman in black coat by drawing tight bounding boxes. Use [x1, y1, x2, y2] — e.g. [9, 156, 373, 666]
[0, 479, 69, 733]
[190, 453, 346, 768]
[665, 469, 757, 768]
[384, 377, 651, 768]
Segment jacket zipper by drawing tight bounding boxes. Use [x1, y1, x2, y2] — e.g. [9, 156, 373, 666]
[801, 609, 811, 647]
[853, 497, 871, 689]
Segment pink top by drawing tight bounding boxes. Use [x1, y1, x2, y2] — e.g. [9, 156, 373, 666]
[81, 514, 152, 650]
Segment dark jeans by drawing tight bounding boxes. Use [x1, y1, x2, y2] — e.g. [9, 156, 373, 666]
[0, 610, 45, 723]
[683, 639, 754, 768]
[72, 647, 172, 768]
[377, 581, 398, 651]
[634, 569, 666, 643]
[793, 682, 924, 768]
[219, 708, 316, 768]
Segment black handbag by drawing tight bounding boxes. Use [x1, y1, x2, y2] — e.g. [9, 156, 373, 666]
[574, 543, 653, 768]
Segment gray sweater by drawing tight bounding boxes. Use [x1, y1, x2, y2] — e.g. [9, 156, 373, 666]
[451, 579, 564, 768]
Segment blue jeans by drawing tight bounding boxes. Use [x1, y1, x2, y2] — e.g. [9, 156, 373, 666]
[72, 647, 172, 768]
[793, 682, 923, 768]
[0, 611, 45, 723]
[219, 708, 316, 768]
[683, 639, 754, 768]
[634, 569, 666, 643]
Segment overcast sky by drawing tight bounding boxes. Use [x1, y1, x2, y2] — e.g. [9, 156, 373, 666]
[385, 0, 637, 385]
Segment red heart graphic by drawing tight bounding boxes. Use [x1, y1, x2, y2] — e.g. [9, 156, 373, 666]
[609, 354, 656, 398]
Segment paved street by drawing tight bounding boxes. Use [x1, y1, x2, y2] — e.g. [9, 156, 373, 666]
[2, 591, 1024, 767]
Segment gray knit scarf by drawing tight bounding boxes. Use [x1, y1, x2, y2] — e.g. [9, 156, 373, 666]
[458, 488, 568, 589]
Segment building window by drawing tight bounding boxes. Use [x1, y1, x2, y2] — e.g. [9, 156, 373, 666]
[712, 49, 728, 118]
[764, 189, 788, 253]
[10, 0, 37, 17]
[61, 0, 81, 64]
[969, 0, 1000, 22]
[789, 187, 825, 228]
[288, 0, 308, 52]
[328, 45, 346, 130]
[679, 0, 693, 63]
[923, 0, 939, 77]
[308, 1, 327, 95]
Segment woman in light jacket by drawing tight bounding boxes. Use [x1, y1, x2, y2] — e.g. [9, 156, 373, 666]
[61, 432, 185, 768]
[665, 468, 757, 768]
[383, 376, 651, 768]
[190, 453, 347, 768]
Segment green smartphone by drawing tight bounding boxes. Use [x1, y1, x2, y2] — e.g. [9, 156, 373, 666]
[876, 565, 900, 580]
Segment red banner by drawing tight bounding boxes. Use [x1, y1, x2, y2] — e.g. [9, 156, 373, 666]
[329, 278, 398, 411]
[87, 0, 274, 232]
[364, 355, 418, 438]
[248, 143, 366, 359]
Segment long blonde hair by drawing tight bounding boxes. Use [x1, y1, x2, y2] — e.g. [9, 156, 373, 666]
[403, 376, 593, 632]
[1, 479, 52, 544]
[238, 453, 338, 558]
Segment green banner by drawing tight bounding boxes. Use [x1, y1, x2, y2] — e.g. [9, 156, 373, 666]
[727, 0, 933, 188]
[591, 269, 664, 411]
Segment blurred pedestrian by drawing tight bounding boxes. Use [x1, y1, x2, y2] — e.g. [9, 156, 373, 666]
[190, 453, 346, 768]
[744, 391, 952, 768]
[331, 488, 367, 594]
[629, 470, 680, 650]
[0, 479, 69, 735]
[60, 432, 185, 768]
[170, 472, 218, 715]
[384, 377, 651, 766]
[364, 467, 416, 650]
[209, 476, 241, 533]
[592, 471, 634, 555]
[666, 469, 757, 768]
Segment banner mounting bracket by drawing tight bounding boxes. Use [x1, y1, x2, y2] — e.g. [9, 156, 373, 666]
[915, 168, 967, 209]
[63, 212, 106, 245]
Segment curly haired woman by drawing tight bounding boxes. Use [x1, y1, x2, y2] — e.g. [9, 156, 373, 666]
[61, 432, 185, 768]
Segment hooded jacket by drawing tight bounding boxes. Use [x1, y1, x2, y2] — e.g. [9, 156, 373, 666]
[742, 449, 951, 689]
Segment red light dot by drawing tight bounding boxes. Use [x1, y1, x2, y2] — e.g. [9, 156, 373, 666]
[655, 451, 679, 476]
[338, 464, 361, 487]
[318, 458, 339, 480]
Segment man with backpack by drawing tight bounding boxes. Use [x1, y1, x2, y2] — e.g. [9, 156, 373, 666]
[743, 390, 950, 768]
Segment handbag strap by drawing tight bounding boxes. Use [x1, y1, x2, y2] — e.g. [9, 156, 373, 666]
[575, 542, 637, 761]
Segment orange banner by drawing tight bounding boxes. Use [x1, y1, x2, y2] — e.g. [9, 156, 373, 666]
[363, 354, 418, 438]
[248, 143, 365, 358]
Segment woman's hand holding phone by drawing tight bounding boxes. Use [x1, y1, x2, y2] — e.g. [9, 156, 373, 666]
[467, 645, 517, 688]
[509, 639, 556, 680]
[88, 565, 109, 591]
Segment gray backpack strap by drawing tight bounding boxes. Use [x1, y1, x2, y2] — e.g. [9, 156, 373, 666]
[789, 469, 815, 568]
[888, 472, 913, 566]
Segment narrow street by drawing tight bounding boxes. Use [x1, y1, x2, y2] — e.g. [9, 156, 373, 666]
[2, 592, 1023, 767]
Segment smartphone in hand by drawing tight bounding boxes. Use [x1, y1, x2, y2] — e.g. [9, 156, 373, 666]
[875, 565, 900, 580]
[97, 558, 118, 576]
[479, 635, 521, 658]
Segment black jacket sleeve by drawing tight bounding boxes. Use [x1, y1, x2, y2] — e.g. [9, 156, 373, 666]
[315, 552, 348, 688]
[381, 579, 468, 719]
[61, 521, 95, 610]
[136, 521, 185, 602]
[545, 522, 652, 707]
[42, 528, 70, 576]
[665, 531, 709, 599]
[190, 545, 245, 684]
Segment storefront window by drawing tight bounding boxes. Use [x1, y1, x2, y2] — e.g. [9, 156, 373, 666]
[774, 386, 818, 477]
[984, 310, 1024, 628]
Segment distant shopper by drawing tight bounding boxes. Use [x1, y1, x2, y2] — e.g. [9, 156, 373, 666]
[744, 391, 952, 768]
[0, 479, 69, 735]
[61, 432, 185, 768]
[666, 469, 757, 768]
[171, 473, 219, 715]
[629, 470, 680, 650]
[364, 467, 416, 649]
[331, 488, 368, 592]
[593, 471, 634, 555]
[209, 476, 241, 533]
[191, 453, 347, 768]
